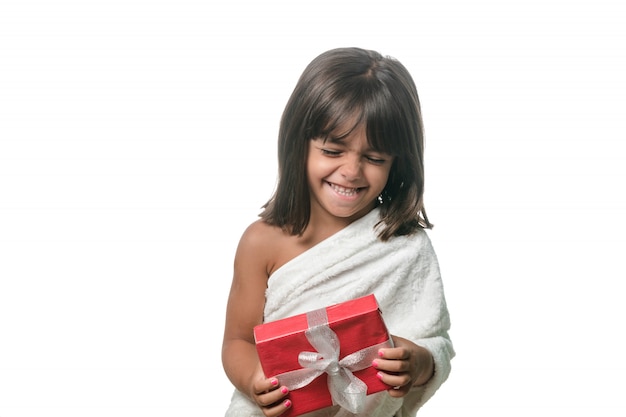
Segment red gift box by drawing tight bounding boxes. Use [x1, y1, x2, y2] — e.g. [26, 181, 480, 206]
[254, 294, 393, 416]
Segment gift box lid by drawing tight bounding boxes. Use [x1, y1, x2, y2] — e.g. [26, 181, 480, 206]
[254, 294, 381, 343]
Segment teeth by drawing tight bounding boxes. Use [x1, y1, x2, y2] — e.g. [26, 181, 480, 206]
[330, 183, 359, 196]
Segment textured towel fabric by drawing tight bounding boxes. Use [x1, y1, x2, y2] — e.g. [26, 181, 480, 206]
[225, 208, 454, 417]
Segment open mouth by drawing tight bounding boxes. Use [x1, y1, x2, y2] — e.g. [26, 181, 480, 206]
[328, 182, 364, 197]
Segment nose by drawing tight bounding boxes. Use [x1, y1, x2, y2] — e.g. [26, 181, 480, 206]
[340, 155, 362, 181]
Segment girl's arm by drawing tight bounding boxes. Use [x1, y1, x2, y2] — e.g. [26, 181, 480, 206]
[221, 221, 291, 414]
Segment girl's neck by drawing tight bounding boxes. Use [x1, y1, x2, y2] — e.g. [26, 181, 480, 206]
[302, 203, 376, 245]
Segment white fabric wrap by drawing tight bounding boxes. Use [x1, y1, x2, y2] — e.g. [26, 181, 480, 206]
[225, 208, 455, 417]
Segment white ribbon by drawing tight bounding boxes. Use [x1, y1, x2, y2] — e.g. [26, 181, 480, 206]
[273, 307, 392, 414]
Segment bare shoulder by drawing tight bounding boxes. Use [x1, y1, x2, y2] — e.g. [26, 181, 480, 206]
[235, 219, 286, 277]
[236, 219, 284, 255]
[236, 219, 306, 277]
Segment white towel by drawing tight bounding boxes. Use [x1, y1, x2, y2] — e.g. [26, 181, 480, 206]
[225, 208, 454, 417]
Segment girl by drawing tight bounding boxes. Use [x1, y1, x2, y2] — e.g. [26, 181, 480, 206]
[222, 47, 454, 417]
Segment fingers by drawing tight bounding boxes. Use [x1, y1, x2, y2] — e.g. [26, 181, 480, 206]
[252, 378, 292, 416]
[373, 348, 412, 397]
[260, 398, 293, 417]
[375, 348, 410, 373]
[253, 377, 280, 396]
[374, 367, 412, 395]
[383, 339, 436, 387]
[377, 347, 409, 361]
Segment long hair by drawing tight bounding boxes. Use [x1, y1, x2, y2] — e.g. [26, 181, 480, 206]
[260, 47, 432, 240]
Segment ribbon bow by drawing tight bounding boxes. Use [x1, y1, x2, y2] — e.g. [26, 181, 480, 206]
[275, 308, 391, 414]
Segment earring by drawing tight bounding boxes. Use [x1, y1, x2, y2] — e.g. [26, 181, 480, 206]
[377, 194, 384, 204]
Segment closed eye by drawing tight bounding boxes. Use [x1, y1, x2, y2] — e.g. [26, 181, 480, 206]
[365, 156, 387, 164]
[321, 148, 342, 156]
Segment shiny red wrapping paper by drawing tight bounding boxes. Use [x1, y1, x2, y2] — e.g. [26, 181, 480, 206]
[253, 294, 392, 416]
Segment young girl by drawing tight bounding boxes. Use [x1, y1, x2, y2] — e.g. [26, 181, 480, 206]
[222, 47, 454, 417]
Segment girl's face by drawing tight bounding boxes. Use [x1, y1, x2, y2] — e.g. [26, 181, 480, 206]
[307, 123, 394, 225]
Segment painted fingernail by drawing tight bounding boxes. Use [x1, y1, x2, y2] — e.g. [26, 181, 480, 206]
[270, 378, 278, 386]
[378, 350, 384, 357]
[281, 386, 289, 394]
[376, 372, 383, 380]
[284, 399, 292, 408]
[372, 359, 379, 368]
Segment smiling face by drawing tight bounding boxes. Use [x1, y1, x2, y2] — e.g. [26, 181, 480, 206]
[306, 122, 394, 225]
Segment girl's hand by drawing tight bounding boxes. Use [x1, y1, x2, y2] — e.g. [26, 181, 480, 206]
[372, 335, 434, 398]
[250, 375, 292, 417]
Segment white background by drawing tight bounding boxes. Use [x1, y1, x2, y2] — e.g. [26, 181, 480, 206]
[1, 0, 625, 416]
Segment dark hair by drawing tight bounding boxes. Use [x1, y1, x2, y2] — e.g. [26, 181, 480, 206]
[260, 47, 432, 241]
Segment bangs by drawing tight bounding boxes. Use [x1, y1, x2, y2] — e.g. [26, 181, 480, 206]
[307, 84, 407, 157]
[363, 93, 408, 157]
